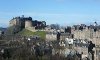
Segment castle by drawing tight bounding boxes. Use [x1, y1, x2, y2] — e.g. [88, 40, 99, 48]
[9, 15, 46, 32]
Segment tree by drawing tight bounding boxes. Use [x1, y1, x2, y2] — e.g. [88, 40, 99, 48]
[50, 24, 60, 30]
[65, 26, 71, 33]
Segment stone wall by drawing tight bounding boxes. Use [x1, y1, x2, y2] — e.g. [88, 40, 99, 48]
[9, 19, 17, 26]
[25, 20, 33, 28]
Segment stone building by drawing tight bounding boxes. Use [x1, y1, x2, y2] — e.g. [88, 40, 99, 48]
[60, 33, 74, 40]
[9, 16, 30, 29]
[72, 23, 100, 45]
[9, 17, 22, 27]
[9, 15, 46, 32]
[25, 20, 33, 28]
[32, 20, 46, 29]
[46, 33, 57, 41]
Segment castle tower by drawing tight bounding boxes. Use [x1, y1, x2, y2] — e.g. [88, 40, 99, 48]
[9, 17, 21, 27]
[25, 20, 33, 28]
[25, 20, 36, 32]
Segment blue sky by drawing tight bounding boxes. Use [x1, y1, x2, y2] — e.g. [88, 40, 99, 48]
[0, 0, 100, 27]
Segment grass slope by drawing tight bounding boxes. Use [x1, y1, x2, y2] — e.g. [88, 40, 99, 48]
[18, 29, 46, 40]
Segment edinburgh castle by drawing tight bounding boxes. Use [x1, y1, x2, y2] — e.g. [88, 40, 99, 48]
[9, 15, 46, 32]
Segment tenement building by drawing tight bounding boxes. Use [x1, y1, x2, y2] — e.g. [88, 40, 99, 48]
[72, 22, 100, 45]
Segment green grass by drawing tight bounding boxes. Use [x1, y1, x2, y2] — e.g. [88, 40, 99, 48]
[33, 31, 46, 40]
[17, 29, 46, 40]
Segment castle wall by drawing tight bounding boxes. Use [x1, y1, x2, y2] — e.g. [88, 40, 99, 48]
[25, 20, 33, 28]
[9, 18, 22, 27]
[25, 20, 36, 32]
[9, 19, 17, 26]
